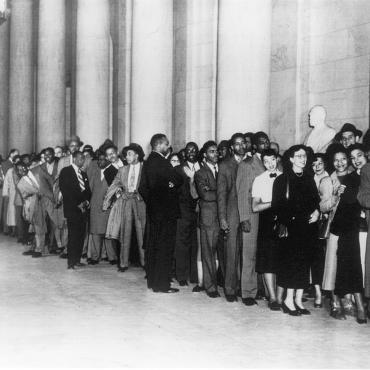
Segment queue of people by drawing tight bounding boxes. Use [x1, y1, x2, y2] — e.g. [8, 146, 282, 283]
[1, 121, 370, 325]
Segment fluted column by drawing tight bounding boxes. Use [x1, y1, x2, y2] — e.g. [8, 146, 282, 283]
[37, 0, 65, 150]
[8, 0, 34, 152]
[216, 0, 272, 141]
[0, 20, 9, 156]
[131, 0, 173, 153]
[173, 0, 218, 150]
[76, 0, 110, 148]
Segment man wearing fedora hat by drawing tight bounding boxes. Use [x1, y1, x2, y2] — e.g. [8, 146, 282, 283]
[335, 123, 363, 149]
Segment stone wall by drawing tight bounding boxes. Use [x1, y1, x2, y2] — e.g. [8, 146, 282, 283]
[270, 0, 370, 152]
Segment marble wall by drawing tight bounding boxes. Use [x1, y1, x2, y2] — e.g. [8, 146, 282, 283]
[270, 0, 370, 152]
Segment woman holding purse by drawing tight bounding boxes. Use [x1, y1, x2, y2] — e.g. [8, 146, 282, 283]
[272, 145, 320, 316]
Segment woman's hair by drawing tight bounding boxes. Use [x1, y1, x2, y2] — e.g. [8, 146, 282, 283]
[312, 153, 327, 169]
[282, 144, 307, 172]
[168, 152, 180, 162]
[261, 148, 277, 161]
[347, 143, 366, 156]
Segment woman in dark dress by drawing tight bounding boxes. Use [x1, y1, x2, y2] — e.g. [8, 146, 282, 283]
[331, 143, 367, 324]
[272, 145, 320, 316]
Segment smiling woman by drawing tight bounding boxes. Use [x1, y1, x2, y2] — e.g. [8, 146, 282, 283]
[272, 144, 320, 316]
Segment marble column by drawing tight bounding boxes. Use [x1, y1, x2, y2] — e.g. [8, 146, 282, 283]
[216, 0, 272, 141]
[173, 0, 218, 150]
[131, 0, 173, 153]
[111, 0, 132, 150]
[37, 0, 65, 150]
[76, 0, 110, 148]
[8, 0, 34, 153]
[0, 20, 9, 156]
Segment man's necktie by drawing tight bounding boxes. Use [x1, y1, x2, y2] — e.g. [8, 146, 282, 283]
[213, 165, 218, 178]
[129, 165, 136, 191]
[269, 173, 277, 178]
[77, 169, 86, 192]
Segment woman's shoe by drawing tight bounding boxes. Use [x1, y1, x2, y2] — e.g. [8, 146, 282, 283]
[330, 305, 346, 320]
[314, 302, 323, 308]
[282, 302, 301, 316]
[294, 302, 311, 315]
[268, 301, 281, 311]
[357, 310, 367, 324]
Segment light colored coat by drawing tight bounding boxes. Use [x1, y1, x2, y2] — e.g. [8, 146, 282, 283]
[16, 170, 47, 235]
[89, 167, 110, 234]
[3, 168, 20, 226]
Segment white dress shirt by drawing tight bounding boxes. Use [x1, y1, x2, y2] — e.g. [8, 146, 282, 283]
[206, 162, 218, 178]
[127, 163, 141, 192]
[187, 161, 200, 172]
[252, 170, 282, 203]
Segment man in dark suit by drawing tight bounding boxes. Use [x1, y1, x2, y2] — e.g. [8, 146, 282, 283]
[236, 131, 270, 306]
[59, 151, 91, 269]
[174, 142, 199, 286]
[217, 133, 247, 302]
[138, 134, 183, 293]
[195, 141, 220, 298]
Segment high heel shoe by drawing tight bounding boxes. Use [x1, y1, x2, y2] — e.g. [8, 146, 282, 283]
[282, 302, 301, 316]
[357, 311, 367, 325]
[314, 302, 323, 308]
[294, 302, 311, 315]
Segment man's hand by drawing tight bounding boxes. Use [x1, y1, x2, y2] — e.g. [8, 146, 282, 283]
[220, 219, 229, 232]
[240, 220, 251, 233]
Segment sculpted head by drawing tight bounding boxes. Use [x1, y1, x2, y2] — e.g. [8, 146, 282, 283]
[308, 105, 326, 128]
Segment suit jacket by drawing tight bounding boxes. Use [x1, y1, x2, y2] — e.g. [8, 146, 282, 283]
[236, 154, 265, 223]
[195, 164, 218, 228]
[138, 152, 183, 221]
[217, 156, 239, 224]
[57, 155, 73, 178]
[89, 166, 110, 234]
[59, 165, 91, 220]
[36, 162, 58, 202]
[175, 162, 199, 212]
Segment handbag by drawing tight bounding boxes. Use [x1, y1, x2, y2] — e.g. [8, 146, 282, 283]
[273, 177, 289, 239]
[318, 198, 340, 240]
[318, 213, 330, 240]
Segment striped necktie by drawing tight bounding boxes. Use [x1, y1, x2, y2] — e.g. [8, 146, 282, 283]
[77, 169, 86, 192]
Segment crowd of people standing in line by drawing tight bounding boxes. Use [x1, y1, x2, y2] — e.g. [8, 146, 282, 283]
[2, 116, 370, 326]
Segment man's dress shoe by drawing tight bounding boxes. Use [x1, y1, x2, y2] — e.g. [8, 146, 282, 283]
[22, 250, 34, 256]
[75, 262, 86, 267]
[179, 280, 188, 286]
[207, 291, 220, 298]
[32, 252, 42, 258]
[225, 294, 237, 302]
[109, 260, 118, 265]
[118, 266, 128, 272]
[242, 297, 258, 306]
[153, 288, 179, 293]
[59, 253, 67, 259]
[192, 285, 205, 292]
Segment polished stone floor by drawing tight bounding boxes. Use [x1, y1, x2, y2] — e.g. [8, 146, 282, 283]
[0, 234, 369, 368]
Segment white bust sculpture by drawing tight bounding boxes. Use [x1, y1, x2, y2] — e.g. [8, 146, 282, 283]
[304, 105, 336, 153]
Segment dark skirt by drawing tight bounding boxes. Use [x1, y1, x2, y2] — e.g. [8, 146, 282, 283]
[334, 230, 363, 296]
[277, 218, 318, 290]
[256, 209, 279, 274]
[310, 238, 326, 286]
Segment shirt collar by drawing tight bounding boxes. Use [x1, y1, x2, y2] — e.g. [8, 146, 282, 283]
[72, 163, 80, 173]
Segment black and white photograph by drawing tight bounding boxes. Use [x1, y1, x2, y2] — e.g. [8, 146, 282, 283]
[1, 0, 370, 368]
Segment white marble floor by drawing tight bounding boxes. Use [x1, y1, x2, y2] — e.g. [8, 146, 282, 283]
[0, 234, 369, 368]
